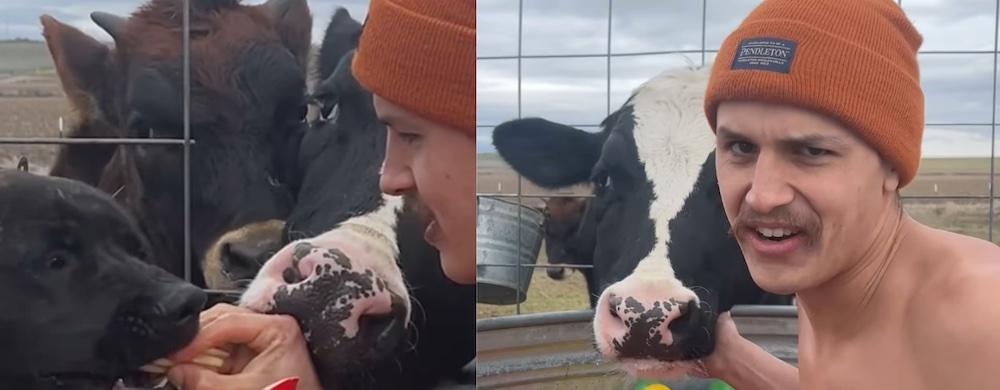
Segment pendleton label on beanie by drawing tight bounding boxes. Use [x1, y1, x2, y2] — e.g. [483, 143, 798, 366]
[732, 37, 797, 74]
[704, 0, 925, 187]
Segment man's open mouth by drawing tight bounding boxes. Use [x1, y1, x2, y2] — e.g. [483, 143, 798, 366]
[754, 227, 801, 242]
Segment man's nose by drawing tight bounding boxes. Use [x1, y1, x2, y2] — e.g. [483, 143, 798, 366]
[746, 154, 795, 214]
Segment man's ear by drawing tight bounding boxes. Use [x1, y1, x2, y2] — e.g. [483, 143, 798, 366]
[883, 164, 900, 193]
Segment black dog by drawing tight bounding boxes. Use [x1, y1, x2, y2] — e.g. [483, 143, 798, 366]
[0, 170, 205, 389]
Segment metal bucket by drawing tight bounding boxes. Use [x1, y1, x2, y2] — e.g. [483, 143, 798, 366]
[477, 196, 545, 305]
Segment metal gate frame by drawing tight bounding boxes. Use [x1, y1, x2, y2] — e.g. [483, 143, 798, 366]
[476, 0, 1000, 316]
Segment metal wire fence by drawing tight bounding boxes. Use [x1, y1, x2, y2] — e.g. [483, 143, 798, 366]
[0, 0, 370, 305]
[0, 0, 207, 292]
[476, 0, 1000, 316]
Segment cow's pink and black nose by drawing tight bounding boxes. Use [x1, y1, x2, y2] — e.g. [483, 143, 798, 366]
[594, 281, 699, 361]
[241, 237, 404, 346]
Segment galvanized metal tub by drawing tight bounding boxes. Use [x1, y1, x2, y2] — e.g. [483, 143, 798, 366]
[476, 305, 799, 389]
[477, 196, 545, 305]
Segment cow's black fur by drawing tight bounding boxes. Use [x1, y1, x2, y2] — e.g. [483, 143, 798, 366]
[494, 82, 791, 361]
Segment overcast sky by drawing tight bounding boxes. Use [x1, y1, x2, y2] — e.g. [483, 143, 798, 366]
[3, 0, 998, 158]
[478, 0, 1000, 158]
[0, 0, 369, 45]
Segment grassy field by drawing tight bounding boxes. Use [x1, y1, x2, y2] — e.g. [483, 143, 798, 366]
[477, 153, 1000, 319]
[0, 40, 55, 78]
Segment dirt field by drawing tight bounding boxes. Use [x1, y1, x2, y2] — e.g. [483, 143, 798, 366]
[0, 40, 66, 174]
[477, 153, 1000, 319]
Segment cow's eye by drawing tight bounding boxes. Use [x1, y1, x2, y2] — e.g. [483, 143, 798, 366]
[48, 256, 67, 270]
[42, 251, 73, 272]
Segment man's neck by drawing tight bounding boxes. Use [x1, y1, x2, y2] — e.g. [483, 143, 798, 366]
[796, 204, 914, 343]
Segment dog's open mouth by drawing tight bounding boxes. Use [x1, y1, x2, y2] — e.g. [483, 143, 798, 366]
[24, 347, 230, 390]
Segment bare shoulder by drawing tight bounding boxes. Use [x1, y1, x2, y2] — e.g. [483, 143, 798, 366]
[906, 229, 1000, 383]
[915, 228, 1000, 313]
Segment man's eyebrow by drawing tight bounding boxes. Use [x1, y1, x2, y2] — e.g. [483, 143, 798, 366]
[717, 125, 849, 147]
[778, 134, 849, 149]
[716, 126, 746, 140]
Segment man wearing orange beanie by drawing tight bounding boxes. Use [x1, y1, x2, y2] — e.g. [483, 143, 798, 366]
[694, 0, 1000, 388]
[163, 1, 475, 389]
[353, 0, 476, 285]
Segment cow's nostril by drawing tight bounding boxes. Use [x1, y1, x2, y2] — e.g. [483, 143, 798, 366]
[667, 299, 700, 332]
[360, 310, 406, 359]
[360, 312, 396, 340]
[282, 266, 304, 284]
[607, 293, 623, 319]
[221, 242, 267, 281]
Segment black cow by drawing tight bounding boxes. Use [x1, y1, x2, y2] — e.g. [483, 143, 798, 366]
[541, 197, 597, 295]
[0, 171, 205, 389]
[202, 9, 475, 389]
[493, 68, 790, 377]
[40, 0, 310, 287]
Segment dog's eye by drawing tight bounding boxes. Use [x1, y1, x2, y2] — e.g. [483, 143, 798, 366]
[47, 255, 68, 270]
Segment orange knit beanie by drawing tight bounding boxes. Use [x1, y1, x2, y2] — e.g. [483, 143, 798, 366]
[704, 0, 924, 187]
[352, 0, 475, 136]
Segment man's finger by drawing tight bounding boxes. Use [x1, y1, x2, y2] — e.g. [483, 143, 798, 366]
[172, 312, 283, 361]
[200, 303, 254, 326]
[166, 363, 229, 390]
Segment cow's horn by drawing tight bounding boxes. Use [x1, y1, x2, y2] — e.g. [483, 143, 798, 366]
[262, 0, 305, 19]
[91, 12, 127, 41]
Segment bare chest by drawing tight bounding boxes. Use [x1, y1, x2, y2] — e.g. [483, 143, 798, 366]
[799, 327, 930, 390]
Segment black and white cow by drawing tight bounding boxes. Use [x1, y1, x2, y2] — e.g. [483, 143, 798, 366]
[202, 9, 475, 389]
[0, 170, 205, 389]
[493, 68, 790, 377]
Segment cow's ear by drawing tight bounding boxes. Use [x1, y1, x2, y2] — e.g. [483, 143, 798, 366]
[311, 70, 339, 120]
[316, 7, 362, 81]
[262, 0, 312, 71]
[40, 15, 112, 116]
[493, 118, 607, 188]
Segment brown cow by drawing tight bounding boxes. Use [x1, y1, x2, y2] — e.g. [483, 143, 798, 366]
[40, 0, 311, 286]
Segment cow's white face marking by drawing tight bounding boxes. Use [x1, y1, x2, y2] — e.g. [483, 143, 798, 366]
[240, 194, 410, 343]
[629, 67, 716, 281]
[593, 67, 719, 374]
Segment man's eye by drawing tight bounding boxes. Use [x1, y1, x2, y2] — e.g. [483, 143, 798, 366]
[729, 141, 756, 155]
[399, 133, 422, 144]
[802, 147, 830, 157]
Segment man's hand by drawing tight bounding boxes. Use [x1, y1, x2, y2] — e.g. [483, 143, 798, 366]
[691, 311, 798, 390]
[690, 311, 742, 378]
[165, 304, 322, 390]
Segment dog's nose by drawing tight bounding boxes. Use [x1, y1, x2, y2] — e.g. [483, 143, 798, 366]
[157, 283, 207, 325]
